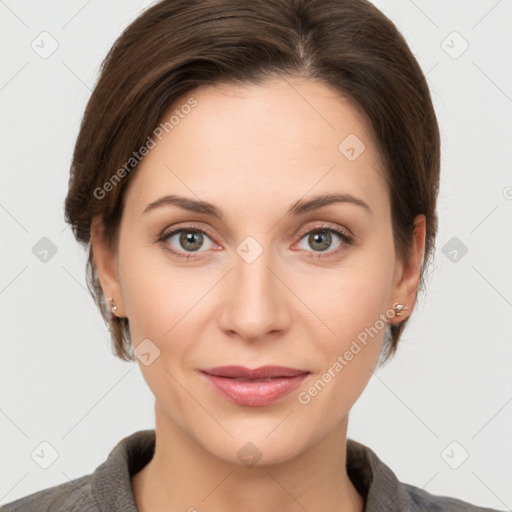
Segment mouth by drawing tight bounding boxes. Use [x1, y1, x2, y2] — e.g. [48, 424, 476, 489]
[199, 365, 310, 406]
[200, 365, 309, 379]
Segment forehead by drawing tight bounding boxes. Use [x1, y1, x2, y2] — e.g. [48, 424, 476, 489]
[123, 77, 388, 217]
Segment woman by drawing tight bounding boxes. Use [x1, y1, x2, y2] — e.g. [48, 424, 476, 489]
[1, 0, 503, 511]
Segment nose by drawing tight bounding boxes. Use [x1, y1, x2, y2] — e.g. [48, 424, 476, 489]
[217, 242, 292, 343]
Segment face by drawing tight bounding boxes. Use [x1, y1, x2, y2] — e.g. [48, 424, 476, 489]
[92, 77, 425, 466]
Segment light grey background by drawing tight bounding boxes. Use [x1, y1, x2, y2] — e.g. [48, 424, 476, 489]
[1, 0, 511, 509]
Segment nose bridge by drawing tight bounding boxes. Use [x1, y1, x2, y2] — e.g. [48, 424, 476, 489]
[218, 236, 289, 339]
[236, 243, 274, 298]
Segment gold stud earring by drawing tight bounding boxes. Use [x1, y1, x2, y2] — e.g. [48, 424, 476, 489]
[108, 297, 118, 314]
[394, 303, 408, 317]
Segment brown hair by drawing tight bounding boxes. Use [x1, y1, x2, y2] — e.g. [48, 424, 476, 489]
[64, 0, 440, 363]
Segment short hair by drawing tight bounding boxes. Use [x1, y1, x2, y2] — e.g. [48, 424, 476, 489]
[64, 0, 440, 363]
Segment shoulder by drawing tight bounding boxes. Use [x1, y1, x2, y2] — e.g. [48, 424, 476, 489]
[0, 429, 155, 512]
[401, 482, 504, 512]
[346, 438, 504, 512]
[0, 474, 99, 512]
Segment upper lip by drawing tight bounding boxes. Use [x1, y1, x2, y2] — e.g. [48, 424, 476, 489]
[199, 365, 309, 379]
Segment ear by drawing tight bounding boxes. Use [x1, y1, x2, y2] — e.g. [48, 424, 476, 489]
[90, 216, 126, 317]
[388, 214, 426, 324]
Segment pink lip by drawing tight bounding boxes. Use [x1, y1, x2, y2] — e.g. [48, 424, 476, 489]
[199, 365, 310, 407]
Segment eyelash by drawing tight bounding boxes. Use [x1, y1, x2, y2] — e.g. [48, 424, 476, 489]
[158, 223, 354, 261]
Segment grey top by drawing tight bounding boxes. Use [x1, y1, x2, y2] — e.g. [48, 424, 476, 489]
[0, 429, 503, 512]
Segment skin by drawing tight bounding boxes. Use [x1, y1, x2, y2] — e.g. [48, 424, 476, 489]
[91, 77, 426, 512]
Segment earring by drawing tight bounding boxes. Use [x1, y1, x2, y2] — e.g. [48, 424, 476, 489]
[108, 297, 118, 313]
[394, 303, 408, 317]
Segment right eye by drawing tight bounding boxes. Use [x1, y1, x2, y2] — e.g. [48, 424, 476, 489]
[159, 225, 218, 260]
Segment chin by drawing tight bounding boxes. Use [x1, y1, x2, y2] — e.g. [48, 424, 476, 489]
[208, 436, 309, 468]
[188, 417, 318, 468]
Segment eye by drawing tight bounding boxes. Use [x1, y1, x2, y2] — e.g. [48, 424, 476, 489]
[158, 223, 354, 261]
[295, 225, 353, 258]
[159, 224, 217, 260]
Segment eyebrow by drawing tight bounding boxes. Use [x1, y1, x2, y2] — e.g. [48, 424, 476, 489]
[142, 192, 372, 217]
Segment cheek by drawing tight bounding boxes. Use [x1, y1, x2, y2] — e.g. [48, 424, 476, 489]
[301, 240, 395, 399]
[118, 237, 197, 340]
[303, 256, 394, 348]
[297, 297, 388, 424]
[118, 244, 203, 415]
[117, 242, 215, 395]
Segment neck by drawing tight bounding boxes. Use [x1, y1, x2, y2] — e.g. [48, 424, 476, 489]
[132, 402, 364, 512]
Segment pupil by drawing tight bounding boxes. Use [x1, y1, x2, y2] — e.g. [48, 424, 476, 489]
[310, 232, 331, 251]
[181, 231, 202, 251]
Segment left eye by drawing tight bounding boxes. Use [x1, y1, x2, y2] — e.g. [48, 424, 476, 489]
[297, 228, 351, 254]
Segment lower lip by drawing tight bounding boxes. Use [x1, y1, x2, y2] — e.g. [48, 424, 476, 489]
[201, 373, 309, 406]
